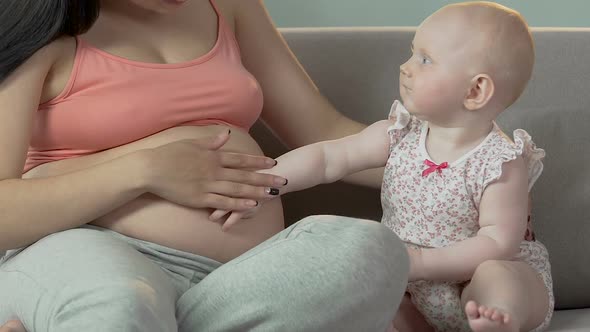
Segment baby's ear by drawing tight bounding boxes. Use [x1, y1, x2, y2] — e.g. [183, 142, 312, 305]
[464, 74, 494, 111]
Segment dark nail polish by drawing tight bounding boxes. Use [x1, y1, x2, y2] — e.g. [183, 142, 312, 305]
[228, 129, 231, 135]
[267, 188, 280, 196]
[255, 200, 259, 206]
[273, 159, 278, 166]
[284, 179, 288, 185]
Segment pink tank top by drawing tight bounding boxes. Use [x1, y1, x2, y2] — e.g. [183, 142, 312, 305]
[24, 0, 263, 173]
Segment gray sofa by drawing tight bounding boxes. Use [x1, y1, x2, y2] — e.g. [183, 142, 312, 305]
[253, 27, 590, 331]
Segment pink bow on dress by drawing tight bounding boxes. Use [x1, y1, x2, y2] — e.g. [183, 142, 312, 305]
[422, 159, 449, 177]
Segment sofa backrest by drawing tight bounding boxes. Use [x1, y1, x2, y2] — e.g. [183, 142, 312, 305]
[253, 27, 590, 310]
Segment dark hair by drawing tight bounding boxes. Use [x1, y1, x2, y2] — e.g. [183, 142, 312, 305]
[0, 1, 100, 83]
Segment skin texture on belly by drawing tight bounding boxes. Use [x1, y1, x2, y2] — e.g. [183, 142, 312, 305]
[24, 125, 285, 263]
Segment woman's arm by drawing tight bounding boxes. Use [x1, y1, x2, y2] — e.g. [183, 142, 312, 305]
[0, 42, 150, 251]
[0, 43, 286, 252]
[233, 0, 383, 188]
[409, 157, 529, 282]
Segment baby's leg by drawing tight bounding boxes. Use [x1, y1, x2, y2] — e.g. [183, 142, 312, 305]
[0, 320, 26, 332]
[461, 260, 550, 332]
[392, 293, 434, 332]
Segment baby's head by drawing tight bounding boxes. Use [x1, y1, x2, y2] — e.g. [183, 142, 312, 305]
[399, 2, 534, 121]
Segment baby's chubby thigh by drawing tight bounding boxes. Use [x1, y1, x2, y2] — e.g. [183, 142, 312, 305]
[407, 279, 471, 332]
[0, 228, 177, 332]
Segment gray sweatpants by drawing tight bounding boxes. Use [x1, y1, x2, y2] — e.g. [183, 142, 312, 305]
[0, 215, 408, 332]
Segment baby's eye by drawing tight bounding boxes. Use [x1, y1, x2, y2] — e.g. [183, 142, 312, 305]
[421, 56, 432, 65]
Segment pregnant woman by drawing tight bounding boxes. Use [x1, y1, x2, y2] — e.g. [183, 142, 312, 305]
[0, 1, 408, 331]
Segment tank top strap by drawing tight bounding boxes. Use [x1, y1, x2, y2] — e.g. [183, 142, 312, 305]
[208, 0, 242, 59]
[208, 0, 223, 17]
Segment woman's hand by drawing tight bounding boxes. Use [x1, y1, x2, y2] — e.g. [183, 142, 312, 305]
[141, 130, 287, 211]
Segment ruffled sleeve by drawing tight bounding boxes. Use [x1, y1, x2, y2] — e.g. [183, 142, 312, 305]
[483, 129, 546, 192]
[386, 100, 413, 149]
[516, 130, 545, 191]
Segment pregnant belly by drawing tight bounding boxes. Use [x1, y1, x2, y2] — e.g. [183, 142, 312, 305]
[25, 125, 285, 263]
[92, 191, 284, 263]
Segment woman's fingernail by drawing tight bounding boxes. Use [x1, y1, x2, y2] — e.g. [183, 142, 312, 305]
[274, 177, 288, 186]
[266, 159, 277, 166]
[284, 179, 288, 185]
[274, 159, 278, 166]
[246, 200, 258, 207]
[228, 129, 231, 135]
[266, 188, 280, 195]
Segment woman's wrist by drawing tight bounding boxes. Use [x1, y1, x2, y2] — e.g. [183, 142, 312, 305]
[121, 150, 154, 195]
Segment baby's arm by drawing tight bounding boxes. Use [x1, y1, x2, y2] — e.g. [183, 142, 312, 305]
[214, 119, 393, 230]
[268, 119, 393, 194]
[410, 157, 529, 282]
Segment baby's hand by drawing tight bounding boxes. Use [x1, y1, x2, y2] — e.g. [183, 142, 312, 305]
[406, 246, 424, 282]
[210, 204, 262, 231]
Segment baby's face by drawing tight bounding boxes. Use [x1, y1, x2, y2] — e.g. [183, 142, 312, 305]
[399, 9, 483, 120]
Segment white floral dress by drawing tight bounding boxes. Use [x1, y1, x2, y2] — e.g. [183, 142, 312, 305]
[381, 101, 553, 332]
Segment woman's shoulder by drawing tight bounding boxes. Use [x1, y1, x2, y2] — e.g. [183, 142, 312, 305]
[210, 0, 239, 20]
[220, 0, 268, 23]
[13, 36, 75, 84]
[36, 37, 77, 103]
[0, 36, 74, 95]
[25, 36, 73, 68]
[220, 0, 262, 11]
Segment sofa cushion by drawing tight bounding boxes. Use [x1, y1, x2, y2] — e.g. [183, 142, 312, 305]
[548, 309, 590, 331]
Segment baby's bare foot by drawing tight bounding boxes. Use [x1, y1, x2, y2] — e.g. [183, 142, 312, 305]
[0, 320, 26, 332]
[465, 301, 518, 332]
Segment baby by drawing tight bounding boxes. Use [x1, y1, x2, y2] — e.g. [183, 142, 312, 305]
[212, 2, 553, 331]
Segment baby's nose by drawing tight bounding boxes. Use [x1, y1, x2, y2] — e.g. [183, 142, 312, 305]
[400, 62, 411, 77]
